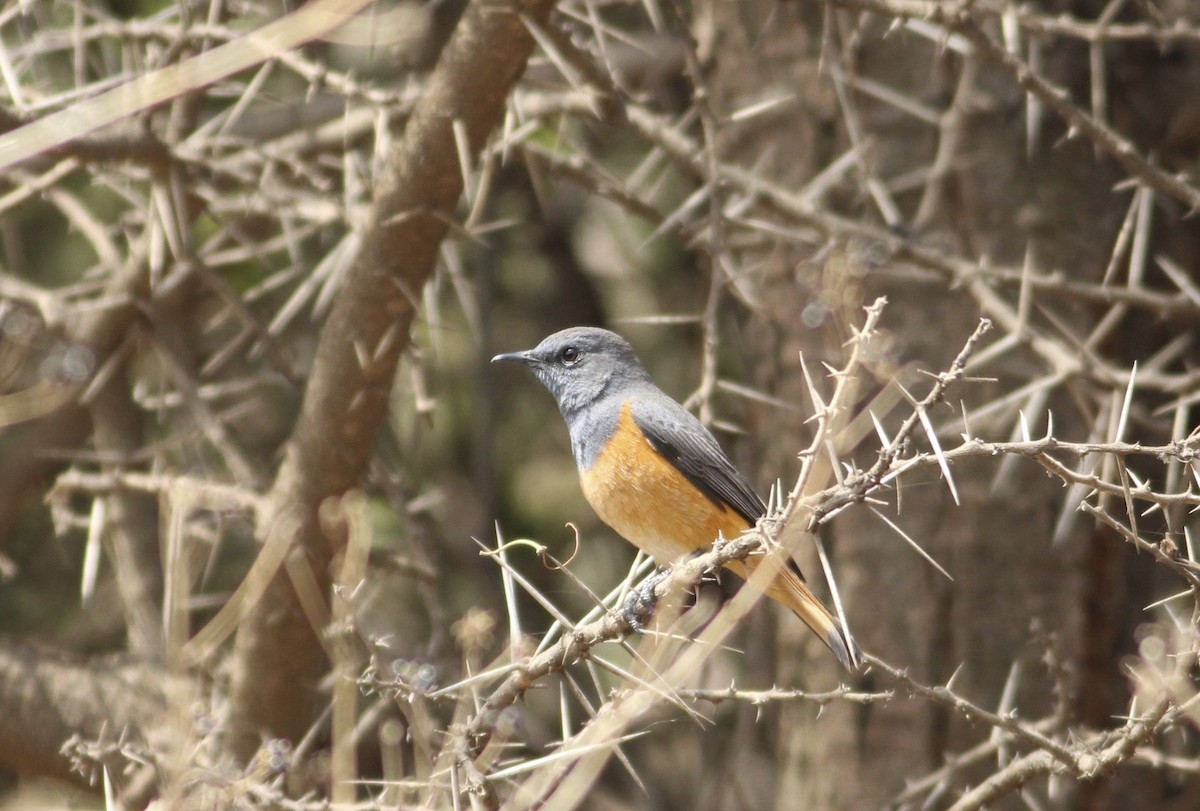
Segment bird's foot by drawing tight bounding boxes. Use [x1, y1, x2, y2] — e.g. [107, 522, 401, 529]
[620, 567, 671, 632]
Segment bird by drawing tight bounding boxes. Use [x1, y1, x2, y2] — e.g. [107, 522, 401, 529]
[492, 326, 859, 669]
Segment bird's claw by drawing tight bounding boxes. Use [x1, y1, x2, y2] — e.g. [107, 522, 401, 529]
[620, 567, 670, 631]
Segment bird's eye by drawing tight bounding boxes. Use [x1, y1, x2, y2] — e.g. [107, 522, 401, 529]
[559, 346, 581, 366]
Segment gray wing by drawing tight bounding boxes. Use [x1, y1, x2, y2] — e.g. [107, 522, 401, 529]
[630, 397, 765, 524]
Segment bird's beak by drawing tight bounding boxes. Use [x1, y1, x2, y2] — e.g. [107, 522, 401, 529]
[491, 350, 535, 365]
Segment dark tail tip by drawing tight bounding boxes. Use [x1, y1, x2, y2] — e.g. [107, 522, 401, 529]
[828, 625, 863, 671]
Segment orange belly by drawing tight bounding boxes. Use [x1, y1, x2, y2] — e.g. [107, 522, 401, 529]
[578, 403, 751, 564]
[579, 402, 850, 663]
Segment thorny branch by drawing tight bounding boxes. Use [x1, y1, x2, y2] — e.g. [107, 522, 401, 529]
[804, 316, 994, 527]
[451, 299, 1200, 805]
[2, 0, 1199, 807]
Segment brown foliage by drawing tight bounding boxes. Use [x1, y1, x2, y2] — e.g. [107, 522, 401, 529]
[0, 0, 1198, 809]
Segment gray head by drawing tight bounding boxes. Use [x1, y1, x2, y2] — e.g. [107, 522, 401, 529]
[492, 327, 653, 418]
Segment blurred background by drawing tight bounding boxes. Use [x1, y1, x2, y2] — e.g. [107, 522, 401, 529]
[1, 0, 1199, 808]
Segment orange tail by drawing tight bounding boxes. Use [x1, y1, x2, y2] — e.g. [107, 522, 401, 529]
[728, 557, 860, 670]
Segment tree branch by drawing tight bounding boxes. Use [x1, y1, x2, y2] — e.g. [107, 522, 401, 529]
[0, 637, 169, 787]
[222, 0, 560, 760]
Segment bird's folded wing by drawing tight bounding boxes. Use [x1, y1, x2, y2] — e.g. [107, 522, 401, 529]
[630, 401, 766, 525]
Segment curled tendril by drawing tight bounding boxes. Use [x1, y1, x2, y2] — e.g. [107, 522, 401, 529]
[479, 523, 581, 570]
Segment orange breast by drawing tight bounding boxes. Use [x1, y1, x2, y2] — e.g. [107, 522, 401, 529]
[579, 403, 751, 565]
